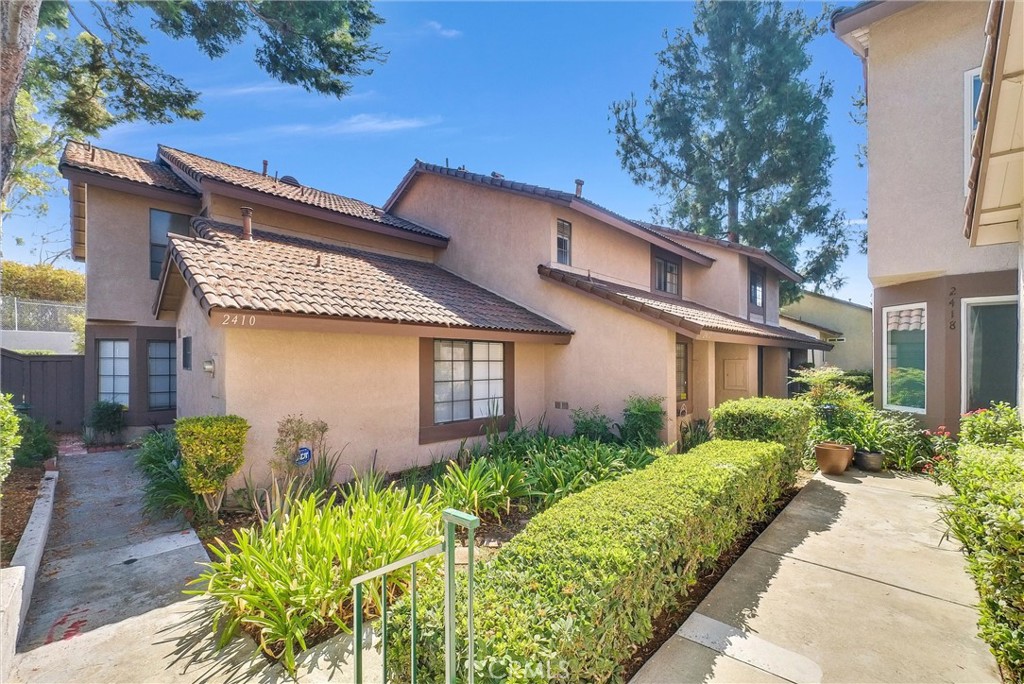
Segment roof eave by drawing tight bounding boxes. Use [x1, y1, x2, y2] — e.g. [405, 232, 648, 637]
[831, 2, 920, 56]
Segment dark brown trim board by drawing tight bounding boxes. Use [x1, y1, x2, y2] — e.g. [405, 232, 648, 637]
[873, 269, 1018, 433]
[418, 338, 516, 444]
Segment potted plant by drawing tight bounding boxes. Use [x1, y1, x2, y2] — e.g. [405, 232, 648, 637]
[813, 403, 855, 474]
[848, 418, 886, 472]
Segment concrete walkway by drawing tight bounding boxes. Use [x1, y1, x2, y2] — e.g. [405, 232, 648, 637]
[632, 469, 1000, 684]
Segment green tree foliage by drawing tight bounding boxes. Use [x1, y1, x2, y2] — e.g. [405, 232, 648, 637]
[1, 0, 386, 210]
[1, 260, 85, 302]
[611, 1, 848, 301]
[0, 394, 24, 492]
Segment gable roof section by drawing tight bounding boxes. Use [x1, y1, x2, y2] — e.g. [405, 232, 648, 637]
[779, 315, 844, 337]
[641, 223, 803, 283]
[60, 140, 198, 196]
[156, 218, 571, 339]
[538, 265, 830, 350]
[158, 146, 447, 244]
[384, 161, 715, 267]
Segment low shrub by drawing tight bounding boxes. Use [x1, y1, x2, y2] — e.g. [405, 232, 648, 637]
[387, 440, 786, 683]
[617, 394, 665, 447]
[13, 415, 56, 467]
[570, 406, 617, 443]
[710, 397, 814, 483]
[940, 445, 1023, 682]
[176, 415, 250, 517]
[192, 481, 440, 674]
[960, 402, 1023, 447]
[678, 417, 712, 453]
[0, 394, 22, 491]
[137, 429, 204, 519]
[87, 400, 126, 441]
[839, 369, 873, 396]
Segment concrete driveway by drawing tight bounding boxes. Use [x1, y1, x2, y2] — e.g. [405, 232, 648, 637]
[632, 469, 1000, 684]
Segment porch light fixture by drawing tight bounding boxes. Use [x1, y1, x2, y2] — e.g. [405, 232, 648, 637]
[203, 359, 216, 376]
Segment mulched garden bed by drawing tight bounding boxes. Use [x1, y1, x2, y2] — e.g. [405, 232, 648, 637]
[1, 464, 46, 567]
[193, 509, 260, 558]
[621, 469, 813, 680]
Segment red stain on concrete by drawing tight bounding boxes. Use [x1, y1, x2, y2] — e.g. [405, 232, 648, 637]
[45, 606, 89, 644]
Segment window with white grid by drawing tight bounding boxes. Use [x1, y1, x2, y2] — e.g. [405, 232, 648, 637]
[433, 340, 505, 424]
[98, 339, 130, 406]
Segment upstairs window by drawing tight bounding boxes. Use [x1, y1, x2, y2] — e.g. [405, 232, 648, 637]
[749, 266, 766, 312]
[556, 219, 572, 266]
[964, 67, 982, 193]
[652, 248, 681, 296]
[150, 209, 191, 279]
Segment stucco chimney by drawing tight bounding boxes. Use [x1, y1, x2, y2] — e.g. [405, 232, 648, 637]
[575, 179, 584, 197]
[262, 160, 268, 176]
[241, 207, 253, 241]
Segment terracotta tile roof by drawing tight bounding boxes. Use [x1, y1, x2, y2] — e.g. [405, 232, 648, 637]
[60, 141, 198, 196]
[158, 146, 446, 242]
[163, 218, 570, 336]
[886, 307, 926, 332]
[384, 161, 713, 265]
[539, 265, 830, 350]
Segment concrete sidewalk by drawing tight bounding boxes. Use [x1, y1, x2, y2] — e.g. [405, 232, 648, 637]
[632, 469, 1000, 684]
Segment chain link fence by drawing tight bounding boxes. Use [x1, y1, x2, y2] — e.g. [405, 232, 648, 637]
[0, 297, 85, 332]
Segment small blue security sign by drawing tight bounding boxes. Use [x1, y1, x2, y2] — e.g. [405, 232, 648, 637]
[295, 446, 312, 466]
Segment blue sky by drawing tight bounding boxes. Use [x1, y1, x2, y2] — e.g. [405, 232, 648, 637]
[4, 1, 871, 305]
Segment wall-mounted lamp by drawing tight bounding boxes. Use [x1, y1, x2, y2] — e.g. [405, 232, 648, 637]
[203, 359, 216, 376]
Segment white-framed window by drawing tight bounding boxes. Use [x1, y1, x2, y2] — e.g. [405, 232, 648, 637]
[964, 67, 982, 194]
[150, 209, 191, 279]
[556, 219, 572, 266]
[961, 295, 1018, 413]
[433, 340, 505, 424]
[882, 303, 927, 413]
[98, 339, 130, 406]
[148, 340, 176, 410]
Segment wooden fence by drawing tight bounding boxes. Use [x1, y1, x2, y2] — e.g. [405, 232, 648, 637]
[1, 348, 84, 432]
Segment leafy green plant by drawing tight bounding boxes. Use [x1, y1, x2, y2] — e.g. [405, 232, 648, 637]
[617, 394, 665, 447]
[679, 418, 712, 453]
[487, 456, 532, 516]
[940, 445, 1023, 682]
[960, 402, 1023, 447]
[87, 400, 125, 441]
[435, 459, 506, 521]
[711, 397, 814, 483]
[176, 415, 250, 517]
[192, 482, 439, 674]
[570, 406, 617, 443]
[386, 440, 786, 682]
[137, 429, 205, 519]
[12, 414, 56, 466]
[0, 394, 22, 491]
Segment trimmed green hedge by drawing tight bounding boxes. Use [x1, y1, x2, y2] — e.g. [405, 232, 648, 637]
[941, 445, 1023, 683]
[387, 439, 786, 683]
[176, 415, 250, 516]
[710, 397, 814, 483]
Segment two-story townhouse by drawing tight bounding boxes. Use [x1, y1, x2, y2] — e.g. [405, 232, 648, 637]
[61, 142, 826, 481]
[833, 1, 1020, 431]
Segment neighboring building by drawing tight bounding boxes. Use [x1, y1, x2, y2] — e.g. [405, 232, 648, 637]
[780, 291, 873, 371]
[833, 1, 1019, 431]
[60, 141, 827, 480]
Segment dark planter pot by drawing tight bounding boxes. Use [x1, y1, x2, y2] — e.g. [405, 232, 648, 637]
[815, 443, 853, 475]
[854, 451, 884, 472]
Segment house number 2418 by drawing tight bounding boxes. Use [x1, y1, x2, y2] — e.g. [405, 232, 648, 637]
[221, 314, 257, 327]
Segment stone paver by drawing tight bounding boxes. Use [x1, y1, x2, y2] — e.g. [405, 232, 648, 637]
[632, 469, 1000, 684]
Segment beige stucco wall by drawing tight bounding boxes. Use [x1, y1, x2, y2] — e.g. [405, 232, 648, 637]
[206, 195, 437, 263]
[215, 327, 549, 484]
[174, 294, 226, 418]
[85, 186, 199, 324]
[683, 246, 748, 317]
[867, 1, 1016, 286]
[393, 175, 679, 439]
[782, 293, 873, 371]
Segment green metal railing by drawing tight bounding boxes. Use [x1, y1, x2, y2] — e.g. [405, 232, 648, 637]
[351, 508, 480, 684]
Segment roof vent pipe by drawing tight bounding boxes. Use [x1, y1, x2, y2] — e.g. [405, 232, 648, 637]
[241, 207, 253, 241]
[262, 160, 268, 176]
[574, 178, 584, 198]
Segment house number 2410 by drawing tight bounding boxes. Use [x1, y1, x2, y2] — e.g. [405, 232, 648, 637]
[221, 314, 257, 327]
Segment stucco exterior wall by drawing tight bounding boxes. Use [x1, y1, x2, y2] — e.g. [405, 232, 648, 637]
[174, 294, 226, 418]
[217, 327, 550, 484]
[682, 246, 748, 318]
[85, 186, 199, 325]
[782, 293, 873, 371]
[206, 195, 437, 262]
[867, 1, 1016, 286]
[393, 175, 679, 439]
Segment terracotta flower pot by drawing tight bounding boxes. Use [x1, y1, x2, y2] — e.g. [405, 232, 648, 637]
[815, 442, 853, 475]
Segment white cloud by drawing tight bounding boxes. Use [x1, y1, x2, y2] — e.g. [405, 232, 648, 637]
[201, 82, 295, 98]
[424, 20, 462, 39]
[267, 113, 441, 137]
